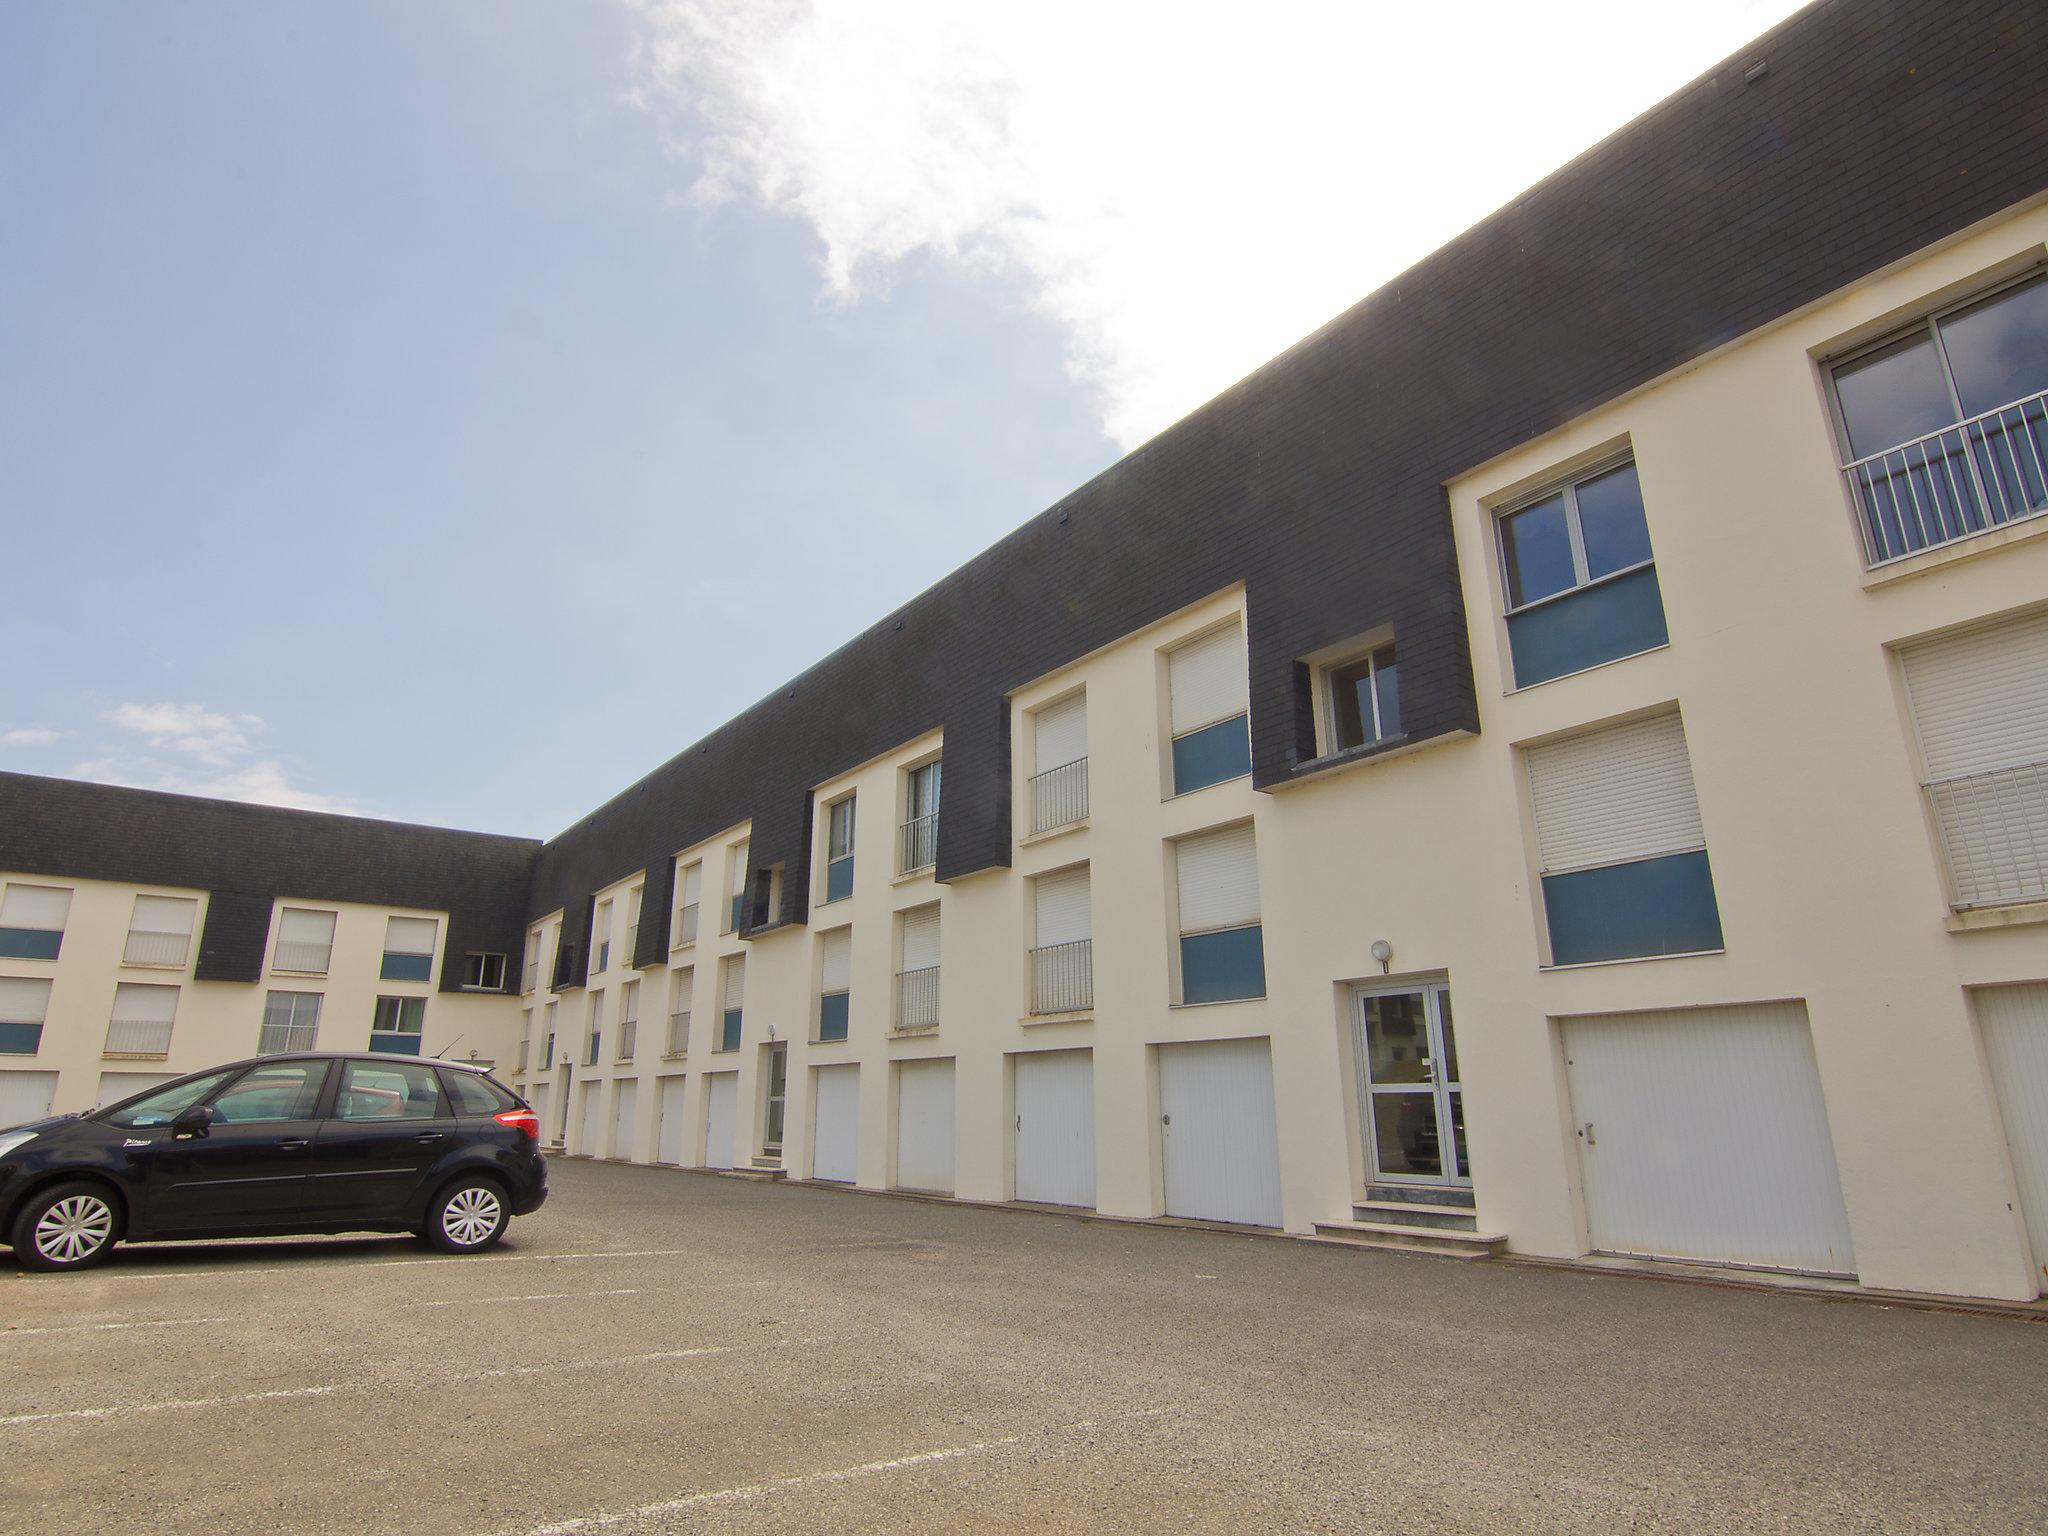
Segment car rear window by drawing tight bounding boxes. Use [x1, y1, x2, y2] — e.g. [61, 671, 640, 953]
[439, 1069, 516, 1116]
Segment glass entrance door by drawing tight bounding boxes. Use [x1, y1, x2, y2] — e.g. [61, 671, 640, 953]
[763, 1043, 788, 1155]
[1357, 984, 1468, 1186]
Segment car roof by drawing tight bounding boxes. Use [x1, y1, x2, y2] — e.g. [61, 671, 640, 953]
[206, 1052, 493, 1075]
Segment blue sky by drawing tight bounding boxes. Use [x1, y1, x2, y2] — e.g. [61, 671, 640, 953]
[0, 1, 1800, 837]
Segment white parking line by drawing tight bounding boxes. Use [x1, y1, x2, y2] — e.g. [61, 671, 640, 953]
[407, 1289, 648, 1308]
[1, 1317, 230, 1339]
[0, 1385, 341, 1429]
[91, 1248, 703, 1282]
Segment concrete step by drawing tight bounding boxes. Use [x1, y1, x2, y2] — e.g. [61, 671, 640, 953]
[1309, 1219, 1506, 1260]
[1353, 1199, 1479, 1232]
[720, 1164, 785, 1182]
[1364, 1182, 1475, 1210]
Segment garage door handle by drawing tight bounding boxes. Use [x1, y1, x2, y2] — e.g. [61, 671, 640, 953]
[1581, 1122, 1595, 1146]
[1161, 1113, 1171, 1126]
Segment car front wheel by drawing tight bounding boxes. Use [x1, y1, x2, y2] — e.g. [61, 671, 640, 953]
[12, 1181, 122, 1272]
[424, 1176, 509, 1254]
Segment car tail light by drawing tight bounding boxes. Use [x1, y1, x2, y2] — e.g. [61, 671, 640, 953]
[494, 1109, 541, 1140]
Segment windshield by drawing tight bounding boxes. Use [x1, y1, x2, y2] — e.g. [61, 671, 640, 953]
[100, 1069, 239, 1129]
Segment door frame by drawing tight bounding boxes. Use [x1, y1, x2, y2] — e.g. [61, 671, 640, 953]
[1352, 979, 1468, 1189]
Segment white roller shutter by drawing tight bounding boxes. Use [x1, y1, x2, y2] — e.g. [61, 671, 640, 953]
[97, 1071, 177, 1106]
[574, 1080, 600, 1157]
[277, 908, 335, 943]
[1158, 1038, 1282, 1226]
[0, 1071, 57, 1126]
[111, 983, 178, 1023]
[611, 1080, 638, 1160]
[131, 895, 197, 936]
[1, 884, 71, 929]
[0, 977, 52, 1024]
[1169, 622, 1248, 736]
[385, 915, 437, 955]
[895, 1056, 955, 1194]
[704, 1072, 738, 1169]
[1526, 711, 1705, 874]
[1975, 983, 2048, 1293]
[901, 906, 941, 971]
[722, 956, 745, 1012]
[657, 1076, 688, 1163]
[1034, 868, 1092, 948]
[729, 842, 749, 899]
[1176, 824, 1261, 934]
[1014, 1049, 1095, 1208]
[821, 927, 852, 992]
[1901, 611, 2048, 908]
[1033, 693, 1088, 772]
[681, 862, 702, 904]
[812, 1063, 860, 1183]
[671, 968, 694, 1013]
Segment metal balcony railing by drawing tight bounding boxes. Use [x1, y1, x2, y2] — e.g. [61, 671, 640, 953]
[516, 1039, 530, 1072]
[122, 929, 190, 968]
[625, 922, 638, 960]
[900, 813, 938, 874]
[585, 1033, 601, 1067]
[1927, 759, 2048, 910]
[675, 902, 699, 946]
[272, 940, 332, 974]
[104, 1017, 174, 1055]
[1844, 388, 2048, 565]
[521, 963, 537, 994]
[895, 965, 940, 1029]
[1029, 756, 1089, 834]
[666, 1008, 690, 1057]
[258, 1022, 317, 1054]
[1029, 938, 1094, 1014]
[616, 1019, 637, 1060]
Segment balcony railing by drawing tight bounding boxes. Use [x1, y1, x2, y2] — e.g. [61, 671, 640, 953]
[122, 929, 190, 968]
[895, 965, 940, 1030]
[516, 1039, 530, 1072]
[1029, 938, 1094, 1015]
[625, 922, 638, 960]
[258, 1022, 317, 1054]
[584, 1033, 601, 1067]
[272, 940, 332, 974]
[521, 962, 537, 994]
[900, 813, 938, 874]
[1927, 759, 2048, 910]
[665, 1008, 690, 1057]
[1844, 388, 2048, 565]
[1029, 756, 1089, 835]
[616, 1018, 637, 1060]
[104, 1016, 174, 1055]
[674, 902, 699, 946]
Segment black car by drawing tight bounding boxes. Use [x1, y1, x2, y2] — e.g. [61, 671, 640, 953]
[0, 1052, 547, 1272]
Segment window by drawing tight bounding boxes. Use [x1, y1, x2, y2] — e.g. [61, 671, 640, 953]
[1030, 693, 1089, 833]
[674, 860, 702, 947]
[592, 900, 613, 974]
[442, 1068, 515, 1116]
[819, 927, 852, 1042]
[542, 1000, 557, 1068]
[1168, 622, 1251, 794]
[1030, 867, 1093, 1014]
[1832, 271, 2048, 564]
[1498, 457, 1667, 688]
[1525, 711, 1724, 965]
[666, 968, 693, 1057]
[1320, 644, 1402, 753]
[625, 884, 643, 963]
[1174, 824, 1265, 1004]
[213, 1061, 330, 1124]
[617, 979, 640, 1060]
[273, 908, 336, 975]
[523, 928, 541, 993]
[103, 1069, 236, 1129]
[259, 990, 323, 1053]
[106, 982, 178, 1055]
[901, 761, 941, 873]
[336, 1059, 445, 1122]
[725, 842, 750, 934]
[518, 1008, 531, 1072]
[0, 883, 71, 961]
[896, 905, 940, 1029]
[370, 995, 427, 1054]
[1899, 607, 2048, 910]
[125, 895, 198, 968]
[585, 990, 604, 1065]
[462, 952, 506, 991]
[719, 956, 745, 1051]
[381, 916, 438, 982]
[824, 796, 856, 903]
[0, 976, 52, 1054]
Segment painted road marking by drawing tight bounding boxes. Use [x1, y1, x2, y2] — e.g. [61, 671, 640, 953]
[1, 1317, 230, 1339]
[87, 1248, 706, 1282]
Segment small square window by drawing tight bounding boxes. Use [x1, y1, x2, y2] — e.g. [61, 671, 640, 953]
[1323, 644, 1401, 754]
[463, 952, 507, 991]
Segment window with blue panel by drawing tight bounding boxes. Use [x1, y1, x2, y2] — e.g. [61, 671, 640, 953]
[1541, 850, 1723, 965]
[1171, 713, 1251, 795]
[0, 928, 62, 961]
[818, 991, 850, 1042]
[721, 1008, 743, 1051]
[730, 895, 747, 933]
[825, 856, 853, 903]
[0, 1022, 43, 1054]
[1179, 924, 1267, 1005]
[1500, 458, 1667, 688]
[381, 952, 433, 982]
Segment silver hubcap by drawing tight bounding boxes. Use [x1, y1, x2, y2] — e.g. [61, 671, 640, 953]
[442, 1186, 502, 1247]
[35, 1194, 113, 1264]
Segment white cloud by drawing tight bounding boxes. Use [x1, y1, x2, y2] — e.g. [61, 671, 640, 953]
[106, 701, 263, 767]
[622, 0, 1807, 450]
[0, 727, 64, 748]
[67, 702, 364, 814]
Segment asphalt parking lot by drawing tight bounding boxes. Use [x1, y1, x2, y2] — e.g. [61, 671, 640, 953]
[5, 1158, 2048, 1535]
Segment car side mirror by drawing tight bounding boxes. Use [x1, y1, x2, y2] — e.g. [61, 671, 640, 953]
[171, 1104, 216, 1141]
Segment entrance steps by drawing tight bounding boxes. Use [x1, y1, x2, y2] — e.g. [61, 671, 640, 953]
[1310, 1187, 1505, 1260]
[719, 1157, 785, 1182]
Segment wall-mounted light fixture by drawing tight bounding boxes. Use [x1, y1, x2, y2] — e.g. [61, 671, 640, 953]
[1370, 939, 1393, 975]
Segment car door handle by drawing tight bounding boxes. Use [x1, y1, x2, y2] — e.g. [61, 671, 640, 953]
[415, 1132, 446, 1144]
[279, 1138, 310, 1151]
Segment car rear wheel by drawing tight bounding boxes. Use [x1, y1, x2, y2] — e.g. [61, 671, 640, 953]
[424, 1177, 509, 1253]
[12, 1181, 121, 1272]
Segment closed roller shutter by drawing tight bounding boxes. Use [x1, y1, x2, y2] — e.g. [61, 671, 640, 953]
[0, 884, 70, 930]
[574, 1080, 600, 1158]
[729, 843, 749, 900]
[1176, 824, 1260, 933]
[1014, 1049, 1095, 1208]
[722, 956, 745, 1012]
[1975, 983, 2048, 1295]
[611, 1080, 637, 1161]
[656, 1076, 687, 1163]
[1169, 622, 1247, 735]
[385, 916, 437, 955]
[97, 1071, 177, 1106]
[821, 927, 852, 992]
[1157, 1038, 1282, 1226]
[1034, 693, 1088, 772]
[812, 1064, 859, 1183]
[704, 1072, 738, 1169]
[1526, 711, 1704, 873]
[901, 906, 941, 971]
[681, 862, 701, 904]
[1034, 868, 1092, 948]
[895, 1057, 955, 1194]
[0, 977, 52, 1026]
[0, 1071, 58, 1126]
[131, 895, 197, 935]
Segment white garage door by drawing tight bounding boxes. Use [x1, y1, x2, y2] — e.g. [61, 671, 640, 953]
[96, 1071, 178, 1108]
[704, 1072, 738, 1170]
[574, 1080, 601, 1158]
[812, 1064, 859, 1183]
[1562, 1002, 1856, 1277]
[611, 1080, 638, 1161]
[1158, 1038, 1281, 1227]
[1976, 983, 2048, 1296]
[657, 1076, 687, 1164]
[0, 1071, 58, 1127]
[529, 1083, 550, 1142]
[895, 1057, 955, 1194]
[1015, 1049, 1095, 1208]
